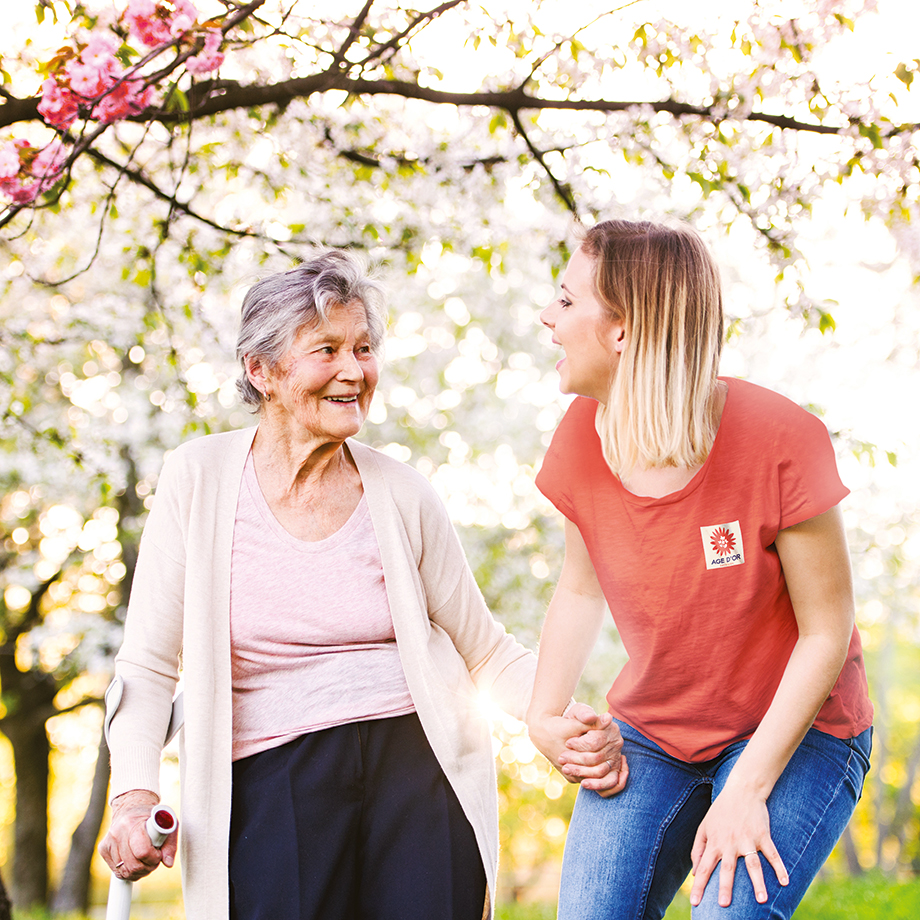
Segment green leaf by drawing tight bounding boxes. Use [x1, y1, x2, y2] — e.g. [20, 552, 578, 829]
[165, 88, 190, 113]
[818, 311, 836, 334]
[489, 112, 507, 135]
[688, 172, 715, 196]
[858, 123, 884, 150]
[725, 318, 744, 341]
[895, 62, 914, 89]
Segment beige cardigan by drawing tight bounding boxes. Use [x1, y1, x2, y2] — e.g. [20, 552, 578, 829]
[108, 427, 536, 919]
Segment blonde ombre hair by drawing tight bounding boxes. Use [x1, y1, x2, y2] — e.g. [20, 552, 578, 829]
[579, 219, 723, 478]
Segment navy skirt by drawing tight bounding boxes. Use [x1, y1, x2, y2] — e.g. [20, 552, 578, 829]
[229, 713, 486, 920]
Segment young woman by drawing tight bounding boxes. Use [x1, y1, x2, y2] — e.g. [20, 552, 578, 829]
[526, 220, 873, 919]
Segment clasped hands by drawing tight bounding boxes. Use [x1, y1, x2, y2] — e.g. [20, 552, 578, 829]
[541, 702, 629, 798]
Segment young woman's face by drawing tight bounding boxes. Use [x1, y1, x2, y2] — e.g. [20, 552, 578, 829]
[540, 246, 624, 403]
[258, 300, 379, 443]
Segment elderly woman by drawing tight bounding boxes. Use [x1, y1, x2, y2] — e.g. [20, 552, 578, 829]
[99, 250, 619, 920]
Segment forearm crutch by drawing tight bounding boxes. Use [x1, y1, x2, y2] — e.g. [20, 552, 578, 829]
[103, 676, 185, 920]
[104, 804, 178, 920]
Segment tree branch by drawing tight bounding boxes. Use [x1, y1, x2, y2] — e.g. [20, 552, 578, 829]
[319, 123, 546, 171]
[83, 146, 261, 238]
[0, 566, 73, 677]
[328, 0, 377, 73]
[41, 694, 104, 722]
[5, 72, 914, 139]
[509, 109, 578, 218]
[161, 75, 864, 134]
[358, 1, 467, 70]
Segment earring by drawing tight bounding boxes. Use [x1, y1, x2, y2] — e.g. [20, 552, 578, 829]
[264, 392, 271, 402]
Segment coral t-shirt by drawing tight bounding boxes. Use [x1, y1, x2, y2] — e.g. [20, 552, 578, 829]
[536, 377, 873, 762]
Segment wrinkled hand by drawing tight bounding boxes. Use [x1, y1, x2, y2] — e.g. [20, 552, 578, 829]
[560, 703, 628, 797]
[99, 790, 178, 882]
[689, 785, 788, 908]
[528, 703, 628, 798]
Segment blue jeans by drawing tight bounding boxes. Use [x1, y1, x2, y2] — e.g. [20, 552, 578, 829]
[558, 720, 871, 920]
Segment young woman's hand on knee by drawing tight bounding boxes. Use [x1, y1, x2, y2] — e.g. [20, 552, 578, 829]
[688, 786, 788, 908]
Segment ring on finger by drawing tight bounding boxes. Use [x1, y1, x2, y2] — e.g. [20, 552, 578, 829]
[742, 850, 757, 858]
[115, 861, 125, 868]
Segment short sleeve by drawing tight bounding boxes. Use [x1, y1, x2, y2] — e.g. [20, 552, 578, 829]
[776, 406, 849, 530]
[535, 397, 600, 522]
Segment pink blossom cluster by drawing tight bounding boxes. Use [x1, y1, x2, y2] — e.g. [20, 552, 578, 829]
[38, 33, 155, 130]
[2, 1, 226, 206]
[0, 138, 68, 204]
[0, 0, 224, 204]
[36, 1, 224, 132]
[185, 29, 225, 75]
[124, 0, 199, 47]
[123, 0, 224, 73]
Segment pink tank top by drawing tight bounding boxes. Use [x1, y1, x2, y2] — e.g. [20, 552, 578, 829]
[229, 453, 415, 760]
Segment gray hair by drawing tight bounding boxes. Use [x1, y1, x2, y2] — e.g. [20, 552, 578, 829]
[235, 249, 387, 410]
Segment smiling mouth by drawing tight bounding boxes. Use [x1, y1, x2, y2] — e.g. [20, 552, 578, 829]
[325, 395, 359, 403]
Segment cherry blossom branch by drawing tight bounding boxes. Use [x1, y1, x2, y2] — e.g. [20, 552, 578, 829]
[82, 146, 261, 238]
[108, 76, 916, 139]
[509, 109, 579, 218]
[327, 0, 377, 73]
[357, 0, 467, 70]
[6, 66, 916, 140]
[0, 0, 260, 210]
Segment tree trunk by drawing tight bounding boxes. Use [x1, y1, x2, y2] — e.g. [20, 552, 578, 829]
[51, 726, 111, 914]
[880, 723, 920, 871]
[872, 626, 892, 870]
[0, 865, 12, 920]
[7, 718, 50, 909]
[840, 824, 864, 876]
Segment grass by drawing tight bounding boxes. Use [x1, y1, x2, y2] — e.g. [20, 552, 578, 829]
[792, 873, 920, 920]
[11, 873, 920, 918]
[494, 873, 920, 919]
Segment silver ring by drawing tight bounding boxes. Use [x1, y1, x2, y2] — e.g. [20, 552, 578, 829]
[115, 861, 125, 868]
[743, 850, 757, 858]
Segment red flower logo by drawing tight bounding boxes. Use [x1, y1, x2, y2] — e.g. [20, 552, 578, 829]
[710, 527, 736, 556]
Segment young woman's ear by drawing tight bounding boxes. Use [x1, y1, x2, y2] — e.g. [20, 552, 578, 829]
[607, 321, 627, 355]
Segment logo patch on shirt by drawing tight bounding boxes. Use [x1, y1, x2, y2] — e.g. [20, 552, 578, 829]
[700, 520, 745, 570]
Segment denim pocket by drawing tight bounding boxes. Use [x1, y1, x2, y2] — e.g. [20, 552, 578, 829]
[843, 726, 873, 796]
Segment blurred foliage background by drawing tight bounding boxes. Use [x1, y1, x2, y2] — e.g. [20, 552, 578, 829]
[1, 0, 919, 915]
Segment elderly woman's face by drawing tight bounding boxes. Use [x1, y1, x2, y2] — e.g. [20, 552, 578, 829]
[264, 300, 379, 442]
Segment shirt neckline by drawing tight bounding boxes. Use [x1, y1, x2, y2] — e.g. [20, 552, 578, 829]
[242, 450, 369, 550]
[612, 377, 733, 508]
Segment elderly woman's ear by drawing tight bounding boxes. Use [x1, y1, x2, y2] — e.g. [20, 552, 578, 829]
[244, 355, 271, 402]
